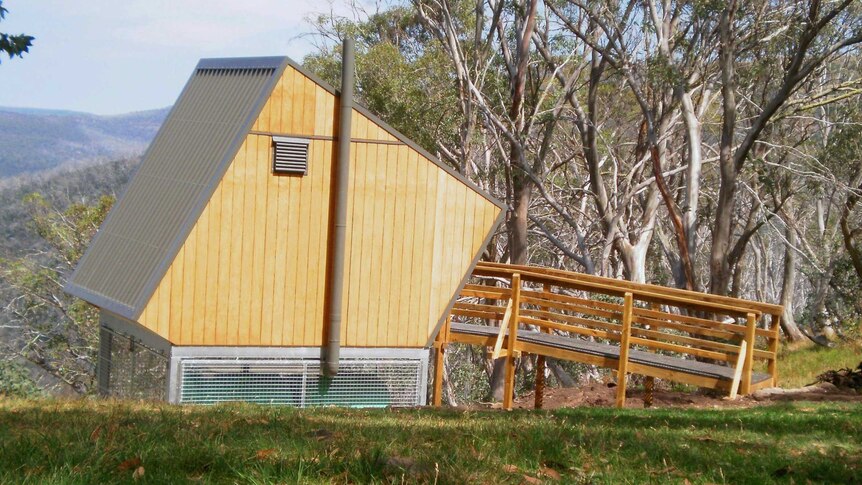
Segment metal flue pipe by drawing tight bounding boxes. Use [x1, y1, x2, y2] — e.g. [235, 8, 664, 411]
[323, 37, 354, 376]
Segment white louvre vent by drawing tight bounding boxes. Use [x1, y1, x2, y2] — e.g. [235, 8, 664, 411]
[272, 136, 310, 175]
[178, 357, 426, 407]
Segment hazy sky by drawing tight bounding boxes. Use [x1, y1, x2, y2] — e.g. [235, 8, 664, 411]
[0, 1, 348, 115]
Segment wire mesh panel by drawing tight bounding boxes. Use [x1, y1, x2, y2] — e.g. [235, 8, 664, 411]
[101, 328, 168, 400]
[179, 357, 425, 407]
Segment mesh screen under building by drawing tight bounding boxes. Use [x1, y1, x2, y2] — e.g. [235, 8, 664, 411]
[177, 357, 426, 407]
[98, 327, 168, 400]
[98, 320, 429, 406]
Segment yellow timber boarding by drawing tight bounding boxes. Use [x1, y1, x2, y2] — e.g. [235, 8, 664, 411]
[137, 64, 502, 347]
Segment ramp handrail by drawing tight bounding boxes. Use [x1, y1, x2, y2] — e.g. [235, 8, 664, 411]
[434, 263, 783, 409]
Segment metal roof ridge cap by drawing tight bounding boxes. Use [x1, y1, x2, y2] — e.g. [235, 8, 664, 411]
[196, 56, 288, 70]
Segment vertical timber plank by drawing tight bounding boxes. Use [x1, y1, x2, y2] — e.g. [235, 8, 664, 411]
[269, 69, 283, 132]
[291, 67, 306, 134]
[419, 164, 439, 342]
[279, 68, 293, 133]
[204, 181, 222, 345]
[406, 152, 428, 347]
[380, 144, 398, 346]
[271, 157, 288, 346]
[428, 169, 449, 335]
[354, 143, 374, 346]
[226, 142, 246, 345]
[169, 248, 184, 344]
[192, 202, 209, 344]
[283, 161, 301, 345]
[293, 140, 312, 345]
[237, 140, 255, 346]
[180, 224, 197, 345]
[303, 141, 325, 345]
[389, 146, 408, 346]
[344, 144, 363, 346]
[249, 135, 267, 345]
[397, 149, 417, 346]
[216, 163, 234, 345]
[157, 266, 172, 340]
[365, 143, 387, 346]
[257, 136, 278, 345]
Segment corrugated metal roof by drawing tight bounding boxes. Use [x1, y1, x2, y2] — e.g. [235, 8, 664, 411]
[66, 57, 287, 318]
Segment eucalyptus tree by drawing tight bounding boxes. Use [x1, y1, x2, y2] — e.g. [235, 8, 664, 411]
[710, 0, 862, 296]
[832, 110, 862, 283]
[416, 0, 603, 398]
[304, 4, 467, 162]
[539, 0, 713, 285]
[740, 70, 862, 341]
[417, 0, 581, 269]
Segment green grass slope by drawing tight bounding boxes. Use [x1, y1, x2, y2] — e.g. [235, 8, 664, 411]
[778, 341, 862, 389]
[1, 399, 860, 484]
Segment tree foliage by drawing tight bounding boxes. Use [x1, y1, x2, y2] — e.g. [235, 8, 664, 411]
[0, 192, 113, 394]
[0, 1, 33, 62]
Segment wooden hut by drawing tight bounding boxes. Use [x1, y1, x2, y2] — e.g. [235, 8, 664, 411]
[66, 44, 505, 406]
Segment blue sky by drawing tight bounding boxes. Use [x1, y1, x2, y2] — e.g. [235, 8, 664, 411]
[0, 1, 351, 115]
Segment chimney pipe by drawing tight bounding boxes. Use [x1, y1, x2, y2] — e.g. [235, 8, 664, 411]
[324, 37, 354, 376]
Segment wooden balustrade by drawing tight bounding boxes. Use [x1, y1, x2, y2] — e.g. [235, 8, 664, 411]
[434, 262, 784, 410]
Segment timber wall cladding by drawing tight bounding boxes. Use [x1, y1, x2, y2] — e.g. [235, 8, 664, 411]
[137, 65, 501, 347]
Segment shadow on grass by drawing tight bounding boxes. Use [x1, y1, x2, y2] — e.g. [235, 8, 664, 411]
[0, 400, 860, 484]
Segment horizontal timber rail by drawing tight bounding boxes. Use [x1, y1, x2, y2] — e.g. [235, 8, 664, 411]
[434, 262, 783, 410]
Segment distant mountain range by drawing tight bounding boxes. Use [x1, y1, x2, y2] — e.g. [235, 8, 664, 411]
[0, 106, 169, 178]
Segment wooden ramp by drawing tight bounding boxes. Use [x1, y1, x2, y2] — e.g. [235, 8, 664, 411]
[432, 262, 784, 409]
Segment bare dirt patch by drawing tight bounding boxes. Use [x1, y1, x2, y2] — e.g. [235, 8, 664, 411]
[508, 381, 862, 410]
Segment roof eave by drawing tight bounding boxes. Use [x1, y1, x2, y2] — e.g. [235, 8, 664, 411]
[64, 281, 137, 320]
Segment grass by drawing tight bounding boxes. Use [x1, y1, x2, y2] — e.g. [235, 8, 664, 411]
[1, 398, 861, 484]
[1, 341, 859, 484]
[777, 340, 862, 389]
